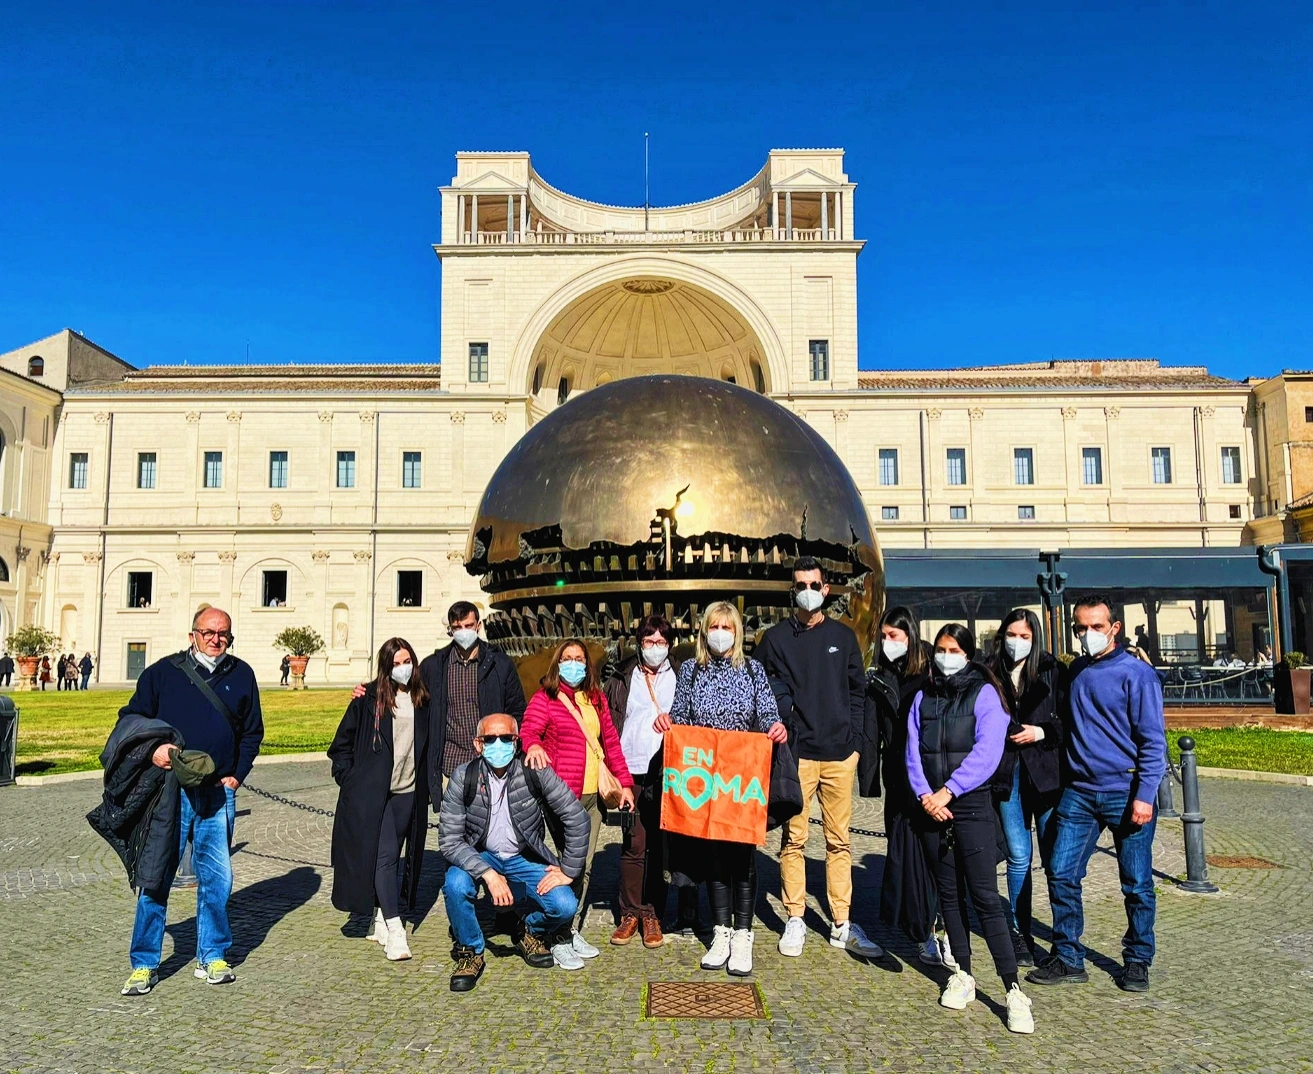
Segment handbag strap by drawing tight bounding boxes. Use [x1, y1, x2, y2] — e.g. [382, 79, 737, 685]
[170, 652, 241, 739]
[641, 667, 663, 713]
[558, 691, 606, 761]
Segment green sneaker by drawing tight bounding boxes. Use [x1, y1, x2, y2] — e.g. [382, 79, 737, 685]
[193, 959, 237, 985]
[121, 968, 159, 996]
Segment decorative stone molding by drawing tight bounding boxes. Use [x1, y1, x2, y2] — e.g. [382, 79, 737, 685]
[492, 411, 508, 424]
[175, 551, 195, 563]
[834, 410, 848, 422]
[359, 411, 376, 424]
[318, 411, 333, 423]
[1201, 406, 1216, 418]
[218, 551, 238, 563]
[446, 550, 465, 562]
[353, 550, 372, 562]
[270, 503, 283, 522]
[185, 412, 201, 423]
[925, 407, 942, 421]
[94, 412, 110, 424]
[968, 407, 985, 421]
[312, 550, 331, 562]
[226, 411, 242, 423]
[16, 547, 31, 563]
[82, 552, 103, 564]
[48, 552, 60, 565]
[1061, 407, 1078, 419]
[1104, 406, 1121, 420]
[450, 412, 466, 424]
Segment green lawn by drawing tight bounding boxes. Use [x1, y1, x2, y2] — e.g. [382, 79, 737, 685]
[10, 688, 353, 776]
[1167, 727, 1313, 777]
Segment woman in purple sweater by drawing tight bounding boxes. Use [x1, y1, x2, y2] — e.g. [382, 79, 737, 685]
[907, 623, 1035, 1035]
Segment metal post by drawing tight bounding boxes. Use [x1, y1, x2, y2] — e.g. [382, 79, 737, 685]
[1156, 763, 1179, 818]
[1176, 735, 1219, 893]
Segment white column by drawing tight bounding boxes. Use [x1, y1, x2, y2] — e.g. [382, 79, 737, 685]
[471, 195, 479, 242]
[785, 191, 792, 237]
[835, 191, 843, 239]
[820, 191, 829, 237]
[506, 195, 513, 241]
[457, 194, 465, 242]
[520, 194, 528, 237]
[773, 193, 780, 239]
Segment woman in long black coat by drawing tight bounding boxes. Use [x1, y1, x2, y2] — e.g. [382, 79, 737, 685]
[328, 636, 431, 962]
[866, 605, 941, 963]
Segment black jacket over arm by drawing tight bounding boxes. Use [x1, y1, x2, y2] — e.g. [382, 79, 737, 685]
[1003, 652, 1066, 797]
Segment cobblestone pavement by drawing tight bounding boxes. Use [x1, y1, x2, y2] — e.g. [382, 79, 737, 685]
[2, 762, 1309, 1073]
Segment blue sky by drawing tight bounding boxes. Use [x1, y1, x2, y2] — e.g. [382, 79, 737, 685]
[1, 1, 1308, 378]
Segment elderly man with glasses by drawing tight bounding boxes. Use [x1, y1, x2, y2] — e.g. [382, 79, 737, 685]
[438, 712, 590, 993]
[117, 606, 264, 997]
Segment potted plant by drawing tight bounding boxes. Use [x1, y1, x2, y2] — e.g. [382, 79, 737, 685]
[1274, 651, 1309, 715]
[5, 625, 62, 692]
[272, 626, 325, 690]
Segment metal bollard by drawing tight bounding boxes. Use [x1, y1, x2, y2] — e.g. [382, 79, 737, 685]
[1175, 736, 1219, 894]
[1156, 766, 1179, 819]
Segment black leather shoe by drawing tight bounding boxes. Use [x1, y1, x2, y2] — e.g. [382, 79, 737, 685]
[1025, 955, 1089, 985]
[517, 931, 555, 969]
[1118, 961, 1150, 992]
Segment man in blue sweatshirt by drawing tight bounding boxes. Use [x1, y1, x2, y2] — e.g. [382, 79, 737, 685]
[119, 607, 264, 997]
[1027, 593, 1166, 994]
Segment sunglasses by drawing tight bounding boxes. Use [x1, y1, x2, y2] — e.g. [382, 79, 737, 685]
[793, 581, 824, 591]
[478, 734, 518, 745]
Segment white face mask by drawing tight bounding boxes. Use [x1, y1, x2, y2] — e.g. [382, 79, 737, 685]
[882, 639, 909, 663]
[192, 648, 219, 672]
[641, 645, 669, 669]
[795, 588, 825, 613]
[707, 628, 735, 655]
[934, 652, 968, 676]
[391, 663, 413, 685]
[1004, 637, 1032, 662]
[452, 628, 479, 650]
[1080, 628, 1111, 658]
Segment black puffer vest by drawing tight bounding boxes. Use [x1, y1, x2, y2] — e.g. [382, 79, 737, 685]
[918, 662, 994, 792]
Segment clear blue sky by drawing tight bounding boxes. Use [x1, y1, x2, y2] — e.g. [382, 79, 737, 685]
[1, 1, 1307, 379]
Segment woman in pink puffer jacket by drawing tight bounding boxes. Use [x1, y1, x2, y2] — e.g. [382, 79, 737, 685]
[522, 638, 635, 966]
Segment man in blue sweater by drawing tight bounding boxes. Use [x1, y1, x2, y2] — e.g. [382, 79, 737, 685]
[1027, 593, 1166, 994]
[119, 607, 264, 997]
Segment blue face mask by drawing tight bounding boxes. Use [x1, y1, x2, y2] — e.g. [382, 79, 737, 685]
[482, 739, 516, 768]
[558, 660, 587, 687]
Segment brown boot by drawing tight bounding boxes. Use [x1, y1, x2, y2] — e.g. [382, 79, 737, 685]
[640, 915, 665, 949]
[517, 930, 554, 969]
[611, 915, 641, 946]
[449, 946, 485, 992]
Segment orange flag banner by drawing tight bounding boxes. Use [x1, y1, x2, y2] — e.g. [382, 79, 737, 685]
[660, 725, 772, 846]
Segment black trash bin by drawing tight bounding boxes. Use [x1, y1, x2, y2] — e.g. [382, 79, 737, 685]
[0, 695, 17, 786]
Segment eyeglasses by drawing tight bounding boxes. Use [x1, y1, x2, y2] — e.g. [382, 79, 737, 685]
[478, 734, 518, 745]
[793, 581, 824, 591]
[193, 629, 233, 643]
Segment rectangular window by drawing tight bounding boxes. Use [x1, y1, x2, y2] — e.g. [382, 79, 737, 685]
[468, 343, 489, 383]
[1082, 446, 1104, 486]
[878, 448, 899, 486]
[136, 452, 156, 490]
[269, 451, 289, 489]
[126, 642, 148, 681]
[1013, 447, 1034, 485]
[949, 505, 967, 520]
[1018, 505, 1036, 520]
[69, 452, 88, 489]
[336, 450, 356, 489]
[1152, 447, 1173, 484]
[881, 506, 899, 521]
[808, 339, 830, 381]
[945, 448, 966, 486]
[127, 571, 153, 608]
[203, 451, 223, 489]
[1228, 504, 1242, 519]
[402, 451, 422, 489]
[397, 570, 423, 606]
[262, 570, 288, 607]
[1220, 446, 1242, 485]
[1305, 406, 1313, 423]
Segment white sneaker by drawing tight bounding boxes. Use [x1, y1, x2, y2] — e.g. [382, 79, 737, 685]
[939, 969, 976, 1010]
[701, 925, 732, 969]
[830, 921, 883, 958]
[384, 918, 411, 961]
[778, 916, 806, 957]
[371, 909, 387, 945]
[918, 935, 942, 965]
[551, 939, 585, 970]
[1006, 984, 1035, 1034]
[727, 929, 754, 977]
[938, 931, 957, 970]
[570, 929, 600, 959]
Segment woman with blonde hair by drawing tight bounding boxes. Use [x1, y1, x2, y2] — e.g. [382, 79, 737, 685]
[654, 601, 788, 976]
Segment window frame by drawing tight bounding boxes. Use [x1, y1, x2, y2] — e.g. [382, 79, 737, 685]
[1081, 446, 1104, 486]
[69, 452, 89, 490]
[468, 342, 489, 383]
[808, 339, 830, 382]
[1013, 446, 1035, 486]
[136, 451, 157, 490]
[1219, 445, 1243, 486]
[1151, 446, 1173, 485]
[396, 569, 424, 607]
[203, 450, 224, 490]
[402, 450, 422, 489]
[877, 448, 900, 487]
[949, 505, 968, 521]
[945, 447, 967, 487]
[880, 505, 899, 521]
[126, 570, 154, 608]
[261, 569, 289, 608]
[336, 450, 356, 489]
[1018, 505, 1036, 520]
[269, 450, 289, 489]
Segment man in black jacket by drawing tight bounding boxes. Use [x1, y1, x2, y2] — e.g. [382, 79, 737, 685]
[117, 607, 263, 996]
[757, 556, 883, 960]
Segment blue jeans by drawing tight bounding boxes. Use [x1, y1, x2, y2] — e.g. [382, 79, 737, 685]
[443, 853, 578, 955]
[1047, 785, 1157, 968]
[129, 785, 236, 969]
[997, 765, 1057, 935]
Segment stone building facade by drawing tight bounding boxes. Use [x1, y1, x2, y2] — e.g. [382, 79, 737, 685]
[0, 150, 1289, 681]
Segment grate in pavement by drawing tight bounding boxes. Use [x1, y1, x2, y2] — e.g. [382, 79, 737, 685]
[646, 981, 766, 1020]
[1206, 854, 1281, 868]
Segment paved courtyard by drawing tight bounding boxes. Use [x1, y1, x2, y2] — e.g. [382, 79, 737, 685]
[2, 761, 1309, 1073]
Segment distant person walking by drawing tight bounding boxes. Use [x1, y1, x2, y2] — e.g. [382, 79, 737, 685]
[80, 652, 94, 690]
[1027, 593, 1166, 995]
[280, 655, 290, 687]
[56, 653, 67, 690]
[0, 652, 12, 687]
[39, 656, 51, 689]
[65, 654, 80, 691]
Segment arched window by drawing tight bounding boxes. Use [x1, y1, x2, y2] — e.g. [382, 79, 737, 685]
[556, 376, 571, 406]
[532, 363, 544, 394]
[0, 557, 9, 583]
[27, 356, 44, 377]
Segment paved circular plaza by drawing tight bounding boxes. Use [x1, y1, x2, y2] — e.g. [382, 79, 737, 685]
[1, 763, 1308, 1073]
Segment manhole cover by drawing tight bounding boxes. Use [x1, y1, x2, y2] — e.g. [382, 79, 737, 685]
[1206, 854, 1281, 868]
[646, 981, 766, 1019]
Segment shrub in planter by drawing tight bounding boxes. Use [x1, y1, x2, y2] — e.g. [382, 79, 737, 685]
[272, 627, 325, 690]
[5, 625, 61, 692]
[1274, 652, 1310, 715]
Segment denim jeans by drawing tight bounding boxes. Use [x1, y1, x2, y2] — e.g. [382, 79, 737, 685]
[443, 852, 578, 955]
[997, 765, 1058, 935]
[1047, 785, 1157, 968]
[129, 785, 236, 969]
